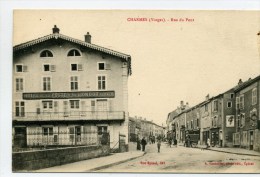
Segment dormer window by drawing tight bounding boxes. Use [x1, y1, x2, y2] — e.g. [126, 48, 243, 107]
[40, 50, 53, 57]
[67, 49, 81, 57]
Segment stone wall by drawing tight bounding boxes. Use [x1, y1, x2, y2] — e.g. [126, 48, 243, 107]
[13, 145, 110, 171]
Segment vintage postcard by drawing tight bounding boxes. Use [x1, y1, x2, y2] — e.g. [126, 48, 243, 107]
[12, 10, 260, 173]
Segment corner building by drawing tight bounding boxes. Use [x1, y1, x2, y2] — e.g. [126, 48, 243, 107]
[13, 26, 132, 150]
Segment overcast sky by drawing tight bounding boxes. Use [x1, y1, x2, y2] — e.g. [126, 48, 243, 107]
[13, 10, 260, 126]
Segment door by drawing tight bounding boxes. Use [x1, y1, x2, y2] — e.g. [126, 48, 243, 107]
[249, 131, 254, 150]
[14, 127, 27, 148]
[96, 100, 108, 119]
[42, 101, 53, 119]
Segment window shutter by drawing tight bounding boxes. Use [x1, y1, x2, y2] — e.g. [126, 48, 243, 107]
[105, 64, 111, 70]
[50, 65, 56, 72]
[36, 108, 41, 114]
[54, 101, 58, 112]
[78, 64, 83, 71]
[23, 65, 28, 72]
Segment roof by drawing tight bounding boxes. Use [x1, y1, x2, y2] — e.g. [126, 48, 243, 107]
[234, 75, 260, 92]
[13, 33, 132, 75]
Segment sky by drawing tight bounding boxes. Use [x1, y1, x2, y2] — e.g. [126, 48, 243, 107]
[13, 10, 260, 126]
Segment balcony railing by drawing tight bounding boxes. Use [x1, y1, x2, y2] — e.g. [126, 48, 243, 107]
[13, 111, 125, 121]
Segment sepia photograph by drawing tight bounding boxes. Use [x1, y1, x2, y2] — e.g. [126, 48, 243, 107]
[11, 9, 260, 173]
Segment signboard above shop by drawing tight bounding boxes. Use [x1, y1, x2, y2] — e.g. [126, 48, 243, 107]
[23, 91, 115, 100]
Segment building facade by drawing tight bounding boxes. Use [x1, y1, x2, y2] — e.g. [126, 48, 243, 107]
[13, 26, 132, 149]
[234, 76, 260, 151]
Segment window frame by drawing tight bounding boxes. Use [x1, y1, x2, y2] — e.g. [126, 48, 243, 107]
[67, 49, 82, 57]
[15, 101, 25, 117]
[15, 77, 24, 92]
[70, 76, 79, 91]
[213, 100, 218, 112]
[252, 88, 257, 105]
[15, 64, 23, 73]
[70, 100, 80, 109]
[42, 76, 52, 91]
[227, 101, 232, 108]
[239, 95, 244, 110]
[97, 62, 106, 71]
[40, 49, 54, 58]
[97, 74, 107, 90]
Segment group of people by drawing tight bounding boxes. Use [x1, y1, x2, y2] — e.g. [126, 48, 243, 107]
[136, 136, 162, 153]
[168, 138, 178, 148]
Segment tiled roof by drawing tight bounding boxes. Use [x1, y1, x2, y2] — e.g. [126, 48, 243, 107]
[13, 33, 132, 75]
[234, 75, 260, 92]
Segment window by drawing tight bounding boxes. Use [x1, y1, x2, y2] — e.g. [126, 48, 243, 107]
[70, 100, 79, 109]
[237, 115, 240, 128]
[98, 63, 105, 70]
[15, 78, 23, 92]
[205, 104, 208, 112]
[43, 127, 53, 136]
[68, 49, 81, 56]
[197, 119, 199, 127]
[40, 50, 53, 57]
[252, 88, 257, 105]
[15, 101, 25, 117]
[44, 64, 50, 71]
[43, 77, 51, 91]
[239, 95, 244, 110]
[98, 126, 107, 135]
[16, 64, 27, 72]
[227, 101, 232, 108]
[230, 93, 234, 99]
[70, 76, 78, 91]
[191, 120, 193, 129]
[71, 64, 83, 71]
[236, 97, 240, 110]
[213, 100, 218, 111]
[98, 75, 106, 90]
[42, 101, 53, 110]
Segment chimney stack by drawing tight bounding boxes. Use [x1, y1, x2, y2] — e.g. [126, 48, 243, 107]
[206, 94, 210, 100]
[52, 25, 60, 34]
[238, 79, 243, 85]
[257, 31, 260, 58]
[85, 32, 91, 43]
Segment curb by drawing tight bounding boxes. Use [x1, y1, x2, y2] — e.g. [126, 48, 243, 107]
[86, 152, 146, 172]
[201, 148, 260, 157]
[179, 145, 260, 157]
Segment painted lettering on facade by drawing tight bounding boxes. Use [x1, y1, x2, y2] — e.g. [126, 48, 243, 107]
[23, 91, 115, 100]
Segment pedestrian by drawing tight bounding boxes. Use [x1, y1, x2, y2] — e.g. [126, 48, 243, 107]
[168, 138, 172, 148]
[137, 138, 141, 150]
[157, 137, 162, 153]
[206, 138, 211, 148]
[141, 137, 147, 152]
[174, 139, 177, 147]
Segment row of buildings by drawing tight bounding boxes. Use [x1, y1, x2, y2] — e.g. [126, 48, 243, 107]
[13, 25, 132, 151]
[166, 76, 260, 152]
[129, 116, 166, 142]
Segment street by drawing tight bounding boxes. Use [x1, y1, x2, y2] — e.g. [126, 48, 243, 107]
[97, 143, 260, 173]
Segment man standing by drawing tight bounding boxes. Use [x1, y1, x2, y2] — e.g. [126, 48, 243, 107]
[157, 137, 162, 153]
[141, 137, 147, 152]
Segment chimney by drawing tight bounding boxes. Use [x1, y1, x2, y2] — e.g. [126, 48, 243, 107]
[52, 25, 60, 34]
[180, 101, 184, 107]
[85, 32, 91, 43]
[206, 94, 210, 101]
[238, 79, 243, 85]
[186, 102, 189, 108]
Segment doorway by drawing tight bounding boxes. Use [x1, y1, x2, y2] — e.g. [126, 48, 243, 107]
[249, 131, 254, 150]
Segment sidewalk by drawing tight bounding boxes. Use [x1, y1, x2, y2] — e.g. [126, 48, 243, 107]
[179, 143, 260, 157]
[34, 150, 145, 172]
